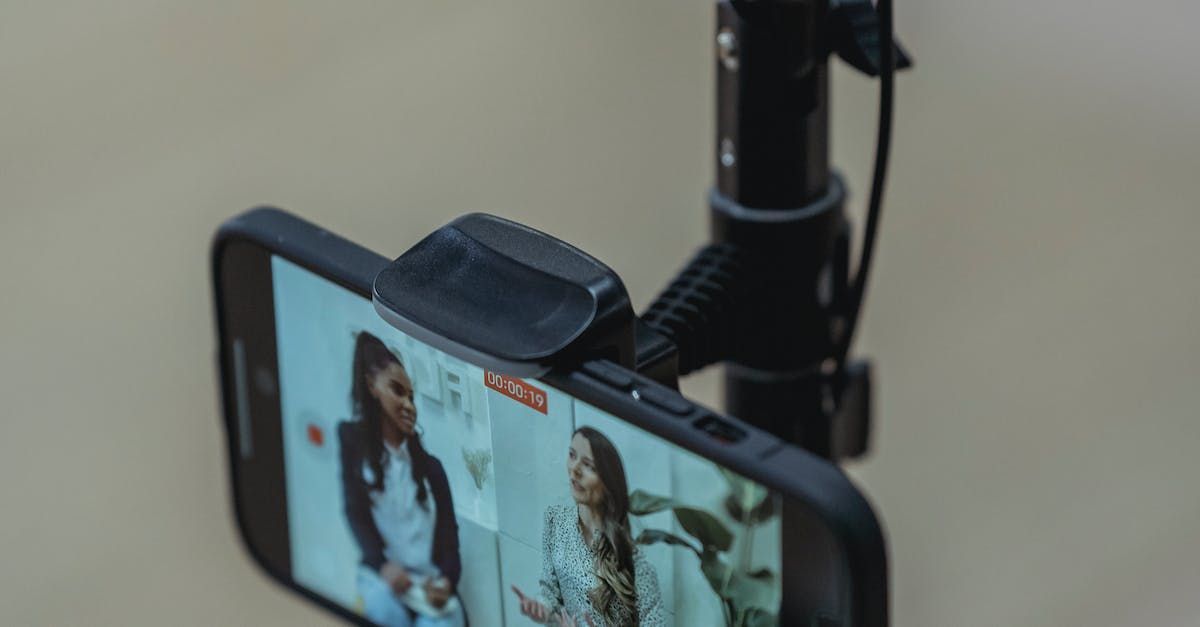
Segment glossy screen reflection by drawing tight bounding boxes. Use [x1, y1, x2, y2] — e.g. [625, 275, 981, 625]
[271, 256, 782, 626]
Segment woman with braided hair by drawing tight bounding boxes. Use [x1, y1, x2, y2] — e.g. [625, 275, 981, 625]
[339, 331, 466, 627]
[511, 427, 664, 627]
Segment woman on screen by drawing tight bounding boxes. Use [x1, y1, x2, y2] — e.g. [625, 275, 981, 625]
[339, 331, 467, 627]
[512, 427, 663, 627]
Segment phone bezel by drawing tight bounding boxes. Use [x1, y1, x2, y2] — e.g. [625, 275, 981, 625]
[212, 208, 888, 626]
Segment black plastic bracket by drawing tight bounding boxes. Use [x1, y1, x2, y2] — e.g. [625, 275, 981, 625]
[372, 213, 637, 378]
[641, 173, 873, 461]
[830, 359, 872, 459]
[827, 0, 913, 77]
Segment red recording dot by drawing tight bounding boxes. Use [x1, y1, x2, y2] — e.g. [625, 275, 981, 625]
[307, 424, 324, 447]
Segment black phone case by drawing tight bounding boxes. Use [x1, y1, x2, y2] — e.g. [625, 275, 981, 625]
[212, 207, 888, 627]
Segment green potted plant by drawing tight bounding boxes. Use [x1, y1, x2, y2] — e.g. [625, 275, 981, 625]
[629, 469, 777, 627]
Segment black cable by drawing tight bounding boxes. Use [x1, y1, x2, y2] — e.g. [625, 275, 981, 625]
[835, 0, 894, 365]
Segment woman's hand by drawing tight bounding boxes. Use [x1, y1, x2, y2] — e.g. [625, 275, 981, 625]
[552, 610, 596, 627]
[379, 562, 413, 596]
[424, 576, 452, 609]
[510, 585, 550, 623]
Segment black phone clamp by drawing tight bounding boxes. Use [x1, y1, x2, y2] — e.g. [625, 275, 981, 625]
[372, 213, 638, 379]
[376, 0, 909, 465]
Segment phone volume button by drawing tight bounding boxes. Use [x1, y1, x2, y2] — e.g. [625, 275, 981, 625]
[637, 386, 693, 416]
[582, 361, 635, 390]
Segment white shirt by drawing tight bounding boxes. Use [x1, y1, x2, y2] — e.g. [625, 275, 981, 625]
[365, 442, 439, 578]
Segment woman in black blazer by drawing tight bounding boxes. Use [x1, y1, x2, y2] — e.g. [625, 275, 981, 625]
[340, 331, 466, 627]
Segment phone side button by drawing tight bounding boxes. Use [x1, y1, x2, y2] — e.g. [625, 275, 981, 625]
[637, 386, 693, 416]
[695, 415, 747, 443]
[582, 361, 635, 390]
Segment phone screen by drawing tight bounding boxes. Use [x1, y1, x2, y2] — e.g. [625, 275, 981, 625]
[269, 255, 783, 626]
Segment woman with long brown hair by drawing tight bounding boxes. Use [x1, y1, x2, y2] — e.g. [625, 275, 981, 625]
[511, 427, 663, 626]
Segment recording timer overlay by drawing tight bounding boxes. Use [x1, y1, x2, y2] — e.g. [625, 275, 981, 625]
[484, 371, 547, 414]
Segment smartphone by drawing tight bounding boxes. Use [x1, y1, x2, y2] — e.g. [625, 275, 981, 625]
[212, 208, 887, 626]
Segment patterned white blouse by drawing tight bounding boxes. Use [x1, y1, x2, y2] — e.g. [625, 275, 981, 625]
[539, 503, 665, 626]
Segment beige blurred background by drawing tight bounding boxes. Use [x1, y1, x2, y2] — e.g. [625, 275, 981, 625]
[2, 1, 1198, 625]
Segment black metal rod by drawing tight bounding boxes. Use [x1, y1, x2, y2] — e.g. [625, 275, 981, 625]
[713, 0, 844, 457]
[715, 0, 830, 207]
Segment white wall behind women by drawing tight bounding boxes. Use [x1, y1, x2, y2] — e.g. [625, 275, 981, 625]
[272, 255, 391, 608]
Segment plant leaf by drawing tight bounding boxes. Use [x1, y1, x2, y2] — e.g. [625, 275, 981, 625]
[739, 607, 778, 627]
[699, 553, 780, 625]
[635, 529, 701, 557]
[674, 506, 734, 552]
[699, 548, 733, 596]
[628, 489, 676, 515]
[724, 568, 776, 614]
[719, 467, 773, 524]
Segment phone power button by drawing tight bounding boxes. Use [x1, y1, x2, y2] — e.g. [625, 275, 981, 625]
[582, 361, 634, 390]
[637, 386, 693, 416]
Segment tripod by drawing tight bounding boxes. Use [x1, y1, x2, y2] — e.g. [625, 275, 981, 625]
[640, 0, 910, 460]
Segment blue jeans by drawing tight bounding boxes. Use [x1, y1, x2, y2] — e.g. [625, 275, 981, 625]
[358, 569, 466, 627]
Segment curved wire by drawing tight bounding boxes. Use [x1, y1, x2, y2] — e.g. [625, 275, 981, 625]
[835, 0, 895, 365]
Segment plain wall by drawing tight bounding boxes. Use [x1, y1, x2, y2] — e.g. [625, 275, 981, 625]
[1, 1, 1198, 625]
